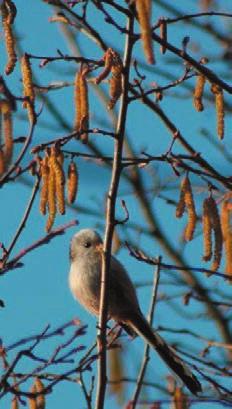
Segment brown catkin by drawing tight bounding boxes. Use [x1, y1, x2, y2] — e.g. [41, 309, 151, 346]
[1, 2, 17, 75]
[215, 90, 224, 139]
[79, 72, 89, 143]
[74, 70, 89, 143]
[209, 197, 223, 272]
[176, 177, 187, 218]
[221, 201, 230, 242]
[57, 149, 64, 166]
[35, 377, 45, 409]
[221, 202, 232, 281]
[0, 99, 13, 167]
[28, 384, 37, 409]
[176, 176, 197, 241]
[225, 231, 232, 280]
[95, 48, 113, 85]
[183, 176, 197, 242]
[46, 155, 56, 232]
[108, 50, 123, 110]
[202, 198, 212, 262]
[211, 83, 224, 139]
[193, 75, 206, 112]
[160, 18, 167, 54]
[50, 146, 65, 215]
[172, 387, 189, 409]
[5, 0, 17, 24]
[21, 53, 36, 124]
[11, 397, 19, 409]
[67, 161, 78, 204]
[74, 71, 82, 133]
[202, 196, 223, 275]
[109, 340, 124, 398]
[0, 149, 5, 176]
[49, 14, 70, 24]
[40, 156, 49, 215]
[112, 229, 121, 254]
[136, 0, 155, 64]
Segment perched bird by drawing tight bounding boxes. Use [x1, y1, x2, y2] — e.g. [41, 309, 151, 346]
[69, 229, 201, 395]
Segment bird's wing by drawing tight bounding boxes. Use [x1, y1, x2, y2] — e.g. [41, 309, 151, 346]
[108, 256, 141, 321]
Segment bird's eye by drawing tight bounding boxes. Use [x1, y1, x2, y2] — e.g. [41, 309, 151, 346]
[84, 241, 91, 248]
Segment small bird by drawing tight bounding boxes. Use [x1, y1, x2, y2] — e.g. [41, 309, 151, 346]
[69, 229, 201, 395]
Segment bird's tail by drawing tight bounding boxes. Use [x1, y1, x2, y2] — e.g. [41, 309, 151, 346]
[129, 313, 201, 395]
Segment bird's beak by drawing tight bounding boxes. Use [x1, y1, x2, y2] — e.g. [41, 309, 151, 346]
[96, 243, 103, 253]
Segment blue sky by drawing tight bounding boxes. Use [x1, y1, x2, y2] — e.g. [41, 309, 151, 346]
[1, 1, 232, 408]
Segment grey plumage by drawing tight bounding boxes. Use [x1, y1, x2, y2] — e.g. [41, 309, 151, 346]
[69, 229, 201, 395]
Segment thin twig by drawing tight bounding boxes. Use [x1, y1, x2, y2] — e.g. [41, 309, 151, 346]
[0, 175, 40, 268]
[130, 256, 161, 409]
[0, 123, 35, 187]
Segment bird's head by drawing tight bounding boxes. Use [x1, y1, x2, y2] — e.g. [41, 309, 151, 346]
[70, 229, 103, 261]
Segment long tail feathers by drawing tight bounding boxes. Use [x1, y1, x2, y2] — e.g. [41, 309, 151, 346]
[129, 314, 202, 395]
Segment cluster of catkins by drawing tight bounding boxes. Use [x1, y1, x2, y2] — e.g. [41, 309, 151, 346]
[11, 377, 46, 409]
[176, 175, 232, 278]
[73, 48, 123, 143]
[39, 147, 78, 232]
[193, 74, 224, 139]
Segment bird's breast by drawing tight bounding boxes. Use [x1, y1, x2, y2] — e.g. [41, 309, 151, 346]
[69, 256, 101, 316]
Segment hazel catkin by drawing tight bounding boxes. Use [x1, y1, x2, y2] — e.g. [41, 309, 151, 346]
[1, 1, 17, 75]
[108, 50, 123, 110]
[35, 377, 46, 409]
[74, 69, 89, 143]
[176, 175, 197, 241]
[46, 154, 56, 233]
[210, 197, 223, 272]
[221, 201, 232, 281]
[135, 0, 155, 64]
[50, 146, 65, 215]
[202, 198, 212, 262]
[28, 384, 37, 409]
[193, 75, 206, 112]
[202, 196, 223, 274]
[176, 177, 187, 218]
[211, 83, 224, 140]
[172, 387, 189, 409]
[11, 397, 19, 409]
[160, 18, 167, 55]
[21, 53, 36, 124]
[67, 161, 78, 204]
[94, 48, 123, 110]
[74, 71, 82, 134]
[0, 99, 13, 167]
[95, 48, 113, 85]
[40, 156, 49, 215]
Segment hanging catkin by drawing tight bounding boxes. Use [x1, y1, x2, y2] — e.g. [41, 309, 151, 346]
[176, 175, 197, 241]
[67, 161, 78, 204]
[221, 201, 232, 280]
[40, 156, 49, 215]
[50, 146, 65, 215]
[46, 153, 56, 232]
[202, 196, 223, 274]
[202, 198, 212, 262]
[21, 53, 36, 124]
[108, 50, 123, 110]
[135, 0, 155, 64]
[74, 68, 89, 143]
[211, 83, 224, 139]
[193, 75, 206, 112]
[1, 1, 17, 75]
[159, 18, 167, 55]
